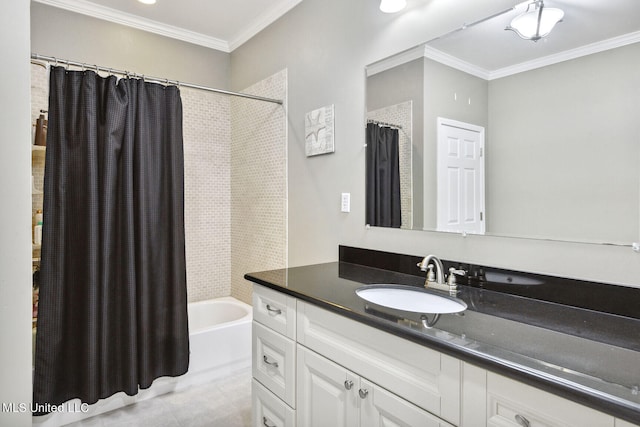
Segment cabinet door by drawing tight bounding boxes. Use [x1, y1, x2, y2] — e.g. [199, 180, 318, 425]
[297, 345, 359, 427]
[360, 378, 455, 427]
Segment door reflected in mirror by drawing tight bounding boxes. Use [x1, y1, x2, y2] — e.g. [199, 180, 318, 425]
[365, 1, 640, 245]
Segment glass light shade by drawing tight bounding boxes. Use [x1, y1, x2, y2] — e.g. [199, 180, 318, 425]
[138, 0, 156, 4]
[507, 1, 564, 41]
[380, 0, 407, 14]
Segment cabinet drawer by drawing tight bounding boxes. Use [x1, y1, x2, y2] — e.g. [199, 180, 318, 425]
[297, 301, 460, 425]
[253, 321, 296, 408]
[487, 372, 614, 427]
[252, 379, 295, 427]
[253, 284, 296, 339]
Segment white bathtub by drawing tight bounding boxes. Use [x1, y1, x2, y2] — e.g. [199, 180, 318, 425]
[187, 296, 253, 379]
[33, 296, 252, 427]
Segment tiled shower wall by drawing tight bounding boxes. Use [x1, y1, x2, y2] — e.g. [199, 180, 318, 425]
[181, 88, 232, 302]
[230, 69, 288, 305]
[31, 65, 288, 305]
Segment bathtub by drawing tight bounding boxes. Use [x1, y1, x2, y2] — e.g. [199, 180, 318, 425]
[33, 296, 252, 427]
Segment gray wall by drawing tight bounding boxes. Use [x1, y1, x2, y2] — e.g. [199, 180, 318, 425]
[231, 0, 640, 288]
[31, 3, 230, 89]
[423, 58, 488, 229]
[487, 43, 640, 243]
[0, 0, 33, 425]
[367, 58, 424, 229]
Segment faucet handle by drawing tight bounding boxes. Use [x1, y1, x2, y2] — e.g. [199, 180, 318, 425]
[447, 267, 466, 287]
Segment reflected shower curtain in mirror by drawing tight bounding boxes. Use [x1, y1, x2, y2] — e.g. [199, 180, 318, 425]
[33, 66, 189, 412]
[366, 123, 402, 228]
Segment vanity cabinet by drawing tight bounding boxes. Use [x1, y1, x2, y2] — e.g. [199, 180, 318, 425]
[297, 344, 453, 427]
[462, 362, 618, 427]
[296, 300, 461, 425]
[251, 283, 637, 427]
[252, 285, 297, 427]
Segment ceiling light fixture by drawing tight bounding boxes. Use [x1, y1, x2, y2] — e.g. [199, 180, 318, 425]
[379, 0, 407, 14]
[138, 0, 156, 4]
[505, 0, 564, 42]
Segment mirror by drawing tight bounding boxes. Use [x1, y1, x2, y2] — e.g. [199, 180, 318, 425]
[365, 0, 640, 244]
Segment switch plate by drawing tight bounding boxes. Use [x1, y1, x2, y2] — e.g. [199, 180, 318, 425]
[341, 193, 350, 212]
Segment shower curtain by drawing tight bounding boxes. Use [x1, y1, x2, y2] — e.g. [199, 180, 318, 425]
[366, 122, 402, 228]
[33, 66, 189, 412]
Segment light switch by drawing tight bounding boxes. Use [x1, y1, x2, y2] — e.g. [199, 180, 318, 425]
[341, 193, 350, 213]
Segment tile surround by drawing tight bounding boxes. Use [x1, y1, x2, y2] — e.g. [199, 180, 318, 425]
[230, 69, 288, 305]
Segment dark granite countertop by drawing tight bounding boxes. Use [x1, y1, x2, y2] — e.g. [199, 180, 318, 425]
[245, 261, 640, 424]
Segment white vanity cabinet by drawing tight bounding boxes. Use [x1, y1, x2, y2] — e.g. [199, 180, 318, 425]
[296, 300, 461, 426]
[252, 285, 297, 427]
[297, 344, 454, 427]
[251, 284, 637, 427]
[462, 362, 619, 427]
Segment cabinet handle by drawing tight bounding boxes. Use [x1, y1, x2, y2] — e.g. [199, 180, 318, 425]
[263, 416, 277, 427]
[262, 355, 279, 368]
[266, 304, 282, 315]
[344, 380, 353, 390]
[514, 414, 531, 427]
[358, 388, 369, 399]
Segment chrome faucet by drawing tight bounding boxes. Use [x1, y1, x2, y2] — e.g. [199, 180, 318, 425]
[417, 255, 465, 294]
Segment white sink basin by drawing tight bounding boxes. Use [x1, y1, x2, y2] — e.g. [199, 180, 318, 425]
[355, 284, 467, 314]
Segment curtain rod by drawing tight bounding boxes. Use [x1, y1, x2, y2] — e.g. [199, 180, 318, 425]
[367, 119, 403, 130]
[31, 53, 284, 105]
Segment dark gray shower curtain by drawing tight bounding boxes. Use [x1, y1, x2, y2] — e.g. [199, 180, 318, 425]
[33, 66, 189, 412]
[366, 122, 402, 228]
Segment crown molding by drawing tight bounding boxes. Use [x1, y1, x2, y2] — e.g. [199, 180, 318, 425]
[229, 0, 303, 51]
[366, 45, 425, 77]
[368, 30, 640, 81]
[422, 45, 490, 80]
[33, 0, 230, 52]
[489, 30, 640, 79]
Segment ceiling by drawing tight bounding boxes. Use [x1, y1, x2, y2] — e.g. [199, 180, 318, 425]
[427, 0, 640, 79]
[33, 0, 303, 52]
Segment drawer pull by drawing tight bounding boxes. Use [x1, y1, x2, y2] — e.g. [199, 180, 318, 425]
[262, 355, 279, 368]
[266, 304, 282, 315]
[344, 380, 353, 390]
[263, 416, 277, 427]
[515, 414, 530, 427]
[358, 388, 369, 399]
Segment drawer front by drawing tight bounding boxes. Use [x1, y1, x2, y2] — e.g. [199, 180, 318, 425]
[253, 284, 296, 339]
[252, 379, 295, 427]
[487, 372, 614, 427]
[297, 301, 460, 425]
[253, 321, 296, 408]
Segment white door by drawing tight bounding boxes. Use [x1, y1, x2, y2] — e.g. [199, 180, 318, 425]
[436, 118, 485, 234]
[360, 378, 454, 427]
[297, 345, 359, 427]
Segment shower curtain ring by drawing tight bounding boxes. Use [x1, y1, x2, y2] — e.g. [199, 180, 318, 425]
[94, 64, 99, 73]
